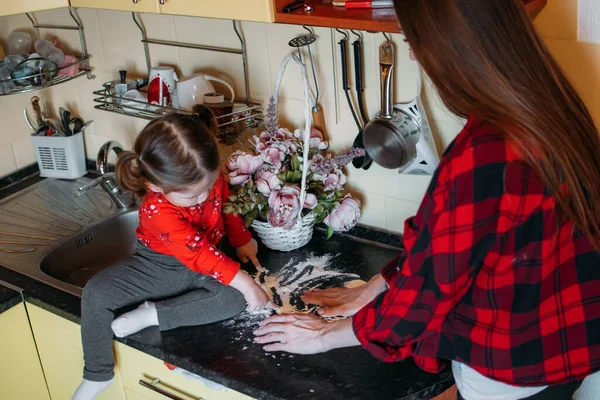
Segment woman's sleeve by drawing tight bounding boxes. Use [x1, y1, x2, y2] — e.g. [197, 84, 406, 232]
[140, 200, 240, 284]
[353, 154, 505, 366]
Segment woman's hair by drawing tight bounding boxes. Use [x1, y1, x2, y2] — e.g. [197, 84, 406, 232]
[394, 0, 600, 249]
[116, 105, 220, 197]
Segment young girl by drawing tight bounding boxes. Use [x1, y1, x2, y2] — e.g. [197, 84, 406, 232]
[73, 106, 271, 400]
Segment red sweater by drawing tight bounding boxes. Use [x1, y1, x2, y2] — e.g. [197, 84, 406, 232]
[136, 174, 252, 284]
[353, 117, 600, 385]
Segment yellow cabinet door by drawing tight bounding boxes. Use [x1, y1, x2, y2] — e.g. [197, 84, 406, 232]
[159, 0, 274, 23]
[0, 303, 50, 400]
[70, 0, 159, 13]
[26, 303, 126, 400]
[116, 342, 253, 400]
[0, 0, 69, 17]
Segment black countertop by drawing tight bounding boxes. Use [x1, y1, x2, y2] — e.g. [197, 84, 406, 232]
[0, 173, 454, 400]
[0, 282, 22, 314]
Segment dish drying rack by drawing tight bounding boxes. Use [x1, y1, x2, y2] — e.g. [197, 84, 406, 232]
[0, 7, 93, 96]
[92, 13, 264, 140]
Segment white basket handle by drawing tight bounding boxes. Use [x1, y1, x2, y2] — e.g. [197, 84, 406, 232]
[272, 54, 315, 223]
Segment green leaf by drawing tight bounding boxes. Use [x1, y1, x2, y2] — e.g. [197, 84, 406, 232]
[228, 195, 238, 202]
[278, 172, 287, 182]
[293, 170, 302, 182]
[326, 226, 335, 239]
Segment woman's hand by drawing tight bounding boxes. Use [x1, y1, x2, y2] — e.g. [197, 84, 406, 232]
[236, 239, 262, 269]
[230, 269, 274, 312]
[301, 274, 388, 317]
[253, 314, 359, 354]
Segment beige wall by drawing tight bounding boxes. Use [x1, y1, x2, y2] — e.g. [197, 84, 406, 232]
[0, 1, 596, 233]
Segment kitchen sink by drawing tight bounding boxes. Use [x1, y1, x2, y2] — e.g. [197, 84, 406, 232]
[40, 211, 139, 288]
[0, 177, 138, 296]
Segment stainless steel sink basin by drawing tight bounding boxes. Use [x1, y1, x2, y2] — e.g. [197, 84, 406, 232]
[0, 178, 138, 296]
[40, 211, 139, 287]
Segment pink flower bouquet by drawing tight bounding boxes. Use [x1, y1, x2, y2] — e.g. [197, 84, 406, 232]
[223, 97, 364, 239]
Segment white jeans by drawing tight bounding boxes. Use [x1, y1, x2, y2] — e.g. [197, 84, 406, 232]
[453, 361, 600, 400]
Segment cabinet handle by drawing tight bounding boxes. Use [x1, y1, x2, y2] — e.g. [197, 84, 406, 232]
[133, 0, 138, 3]
[139, 377, 205, 400]
[160, 0, 165, 3]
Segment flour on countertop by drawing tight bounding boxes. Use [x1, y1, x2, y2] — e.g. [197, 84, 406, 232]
[222, 253, 364, 342]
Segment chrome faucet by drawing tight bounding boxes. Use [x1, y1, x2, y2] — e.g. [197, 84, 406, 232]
[76, 140, 136, 208]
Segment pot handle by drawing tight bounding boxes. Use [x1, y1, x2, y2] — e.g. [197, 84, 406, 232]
[204, 75, 235, 102]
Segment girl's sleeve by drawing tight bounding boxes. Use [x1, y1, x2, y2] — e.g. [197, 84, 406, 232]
[221, 178, 253, 248]
[140, 200, 240, 284]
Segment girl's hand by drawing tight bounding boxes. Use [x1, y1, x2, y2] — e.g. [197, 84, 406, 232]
[253, 314, 359, 354]
[236, 239, 262, 269]
[230, 269, 274, 312]
[300, 274, 388, 317]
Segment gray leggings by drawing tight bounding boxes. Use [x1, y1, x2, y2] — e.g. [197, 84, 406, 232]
[80, 243, 246, 381]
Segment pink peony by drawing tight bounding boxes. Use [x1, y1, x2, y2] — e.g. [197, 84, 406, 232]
[262, 143, 287, 170]
[323, 168, 347, 191]
[255, 171, 282, 196]
[225, 151, 263, 186]
[303, 192, 318, 209]
[295, 128, 329, 150]
[325, 196, 361, 232]
[268, 186, 302, 230]
[267, 186, 317, 229]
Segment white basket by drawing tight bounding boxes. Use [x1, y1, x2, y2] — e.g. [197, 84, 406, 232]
[31, 131, 87, 179]
[252, 213, 316, 252]
[250, 53, 316, 252]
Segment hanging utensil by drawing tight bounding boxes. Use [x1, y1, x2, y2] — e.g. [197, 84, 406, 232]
[352, 30, 369, 126]
[363, 39, 420, 169]
[336, 29, 370, 169]
[350, 30, 373, 170]
[288, 26, 326, 136]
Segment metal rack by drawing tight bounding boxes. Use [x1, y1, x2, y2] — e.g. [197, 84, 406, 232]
[0, 7, 93, 96]
[93, 12, 263, 138]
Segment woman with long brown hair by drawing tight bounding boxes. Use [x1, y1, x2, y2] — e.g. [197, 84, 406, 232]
[254, 0, 600, 399]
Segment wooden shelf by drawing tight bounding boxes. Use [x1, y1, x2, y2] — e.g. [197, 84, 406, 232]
[274, 0, 547, 33]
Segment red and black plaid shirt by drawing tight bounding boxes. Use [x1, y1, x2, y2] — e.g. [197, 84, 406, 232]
[353, 116, 600, 386]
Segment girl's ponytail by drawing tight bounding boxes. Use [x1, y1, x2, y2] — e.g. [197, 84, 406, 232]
[192, 104, 218, 133]
[116, 151, 147, 197]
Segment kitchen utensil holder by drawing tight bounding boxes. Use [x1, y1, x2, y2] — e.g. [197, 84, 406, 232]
[251, 53, 316, 252]
[92, 13, 263, 137]
[0, 7, 93, 96]
[31, 131, 86, 179]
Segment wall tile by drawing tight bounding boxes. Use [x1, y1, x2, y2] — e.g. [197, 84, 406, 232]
[355, 191, 387, 229]
[543, 38, 600, 123]
[534, 0, 579, 41]
[11, 137, 36, 168]
[0, 143, 17, 178]
[384, 196, 421, 234]
[95, 9, 148, 75]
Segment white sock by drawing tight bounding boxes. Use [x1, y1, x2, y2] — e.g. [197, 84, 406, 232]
[72, 378, 113, 400]
[111, 301, 159, 338]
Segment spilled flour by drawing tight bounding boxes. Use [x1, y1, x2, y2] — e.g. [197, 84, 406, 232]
[222, 253, 365, 343]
